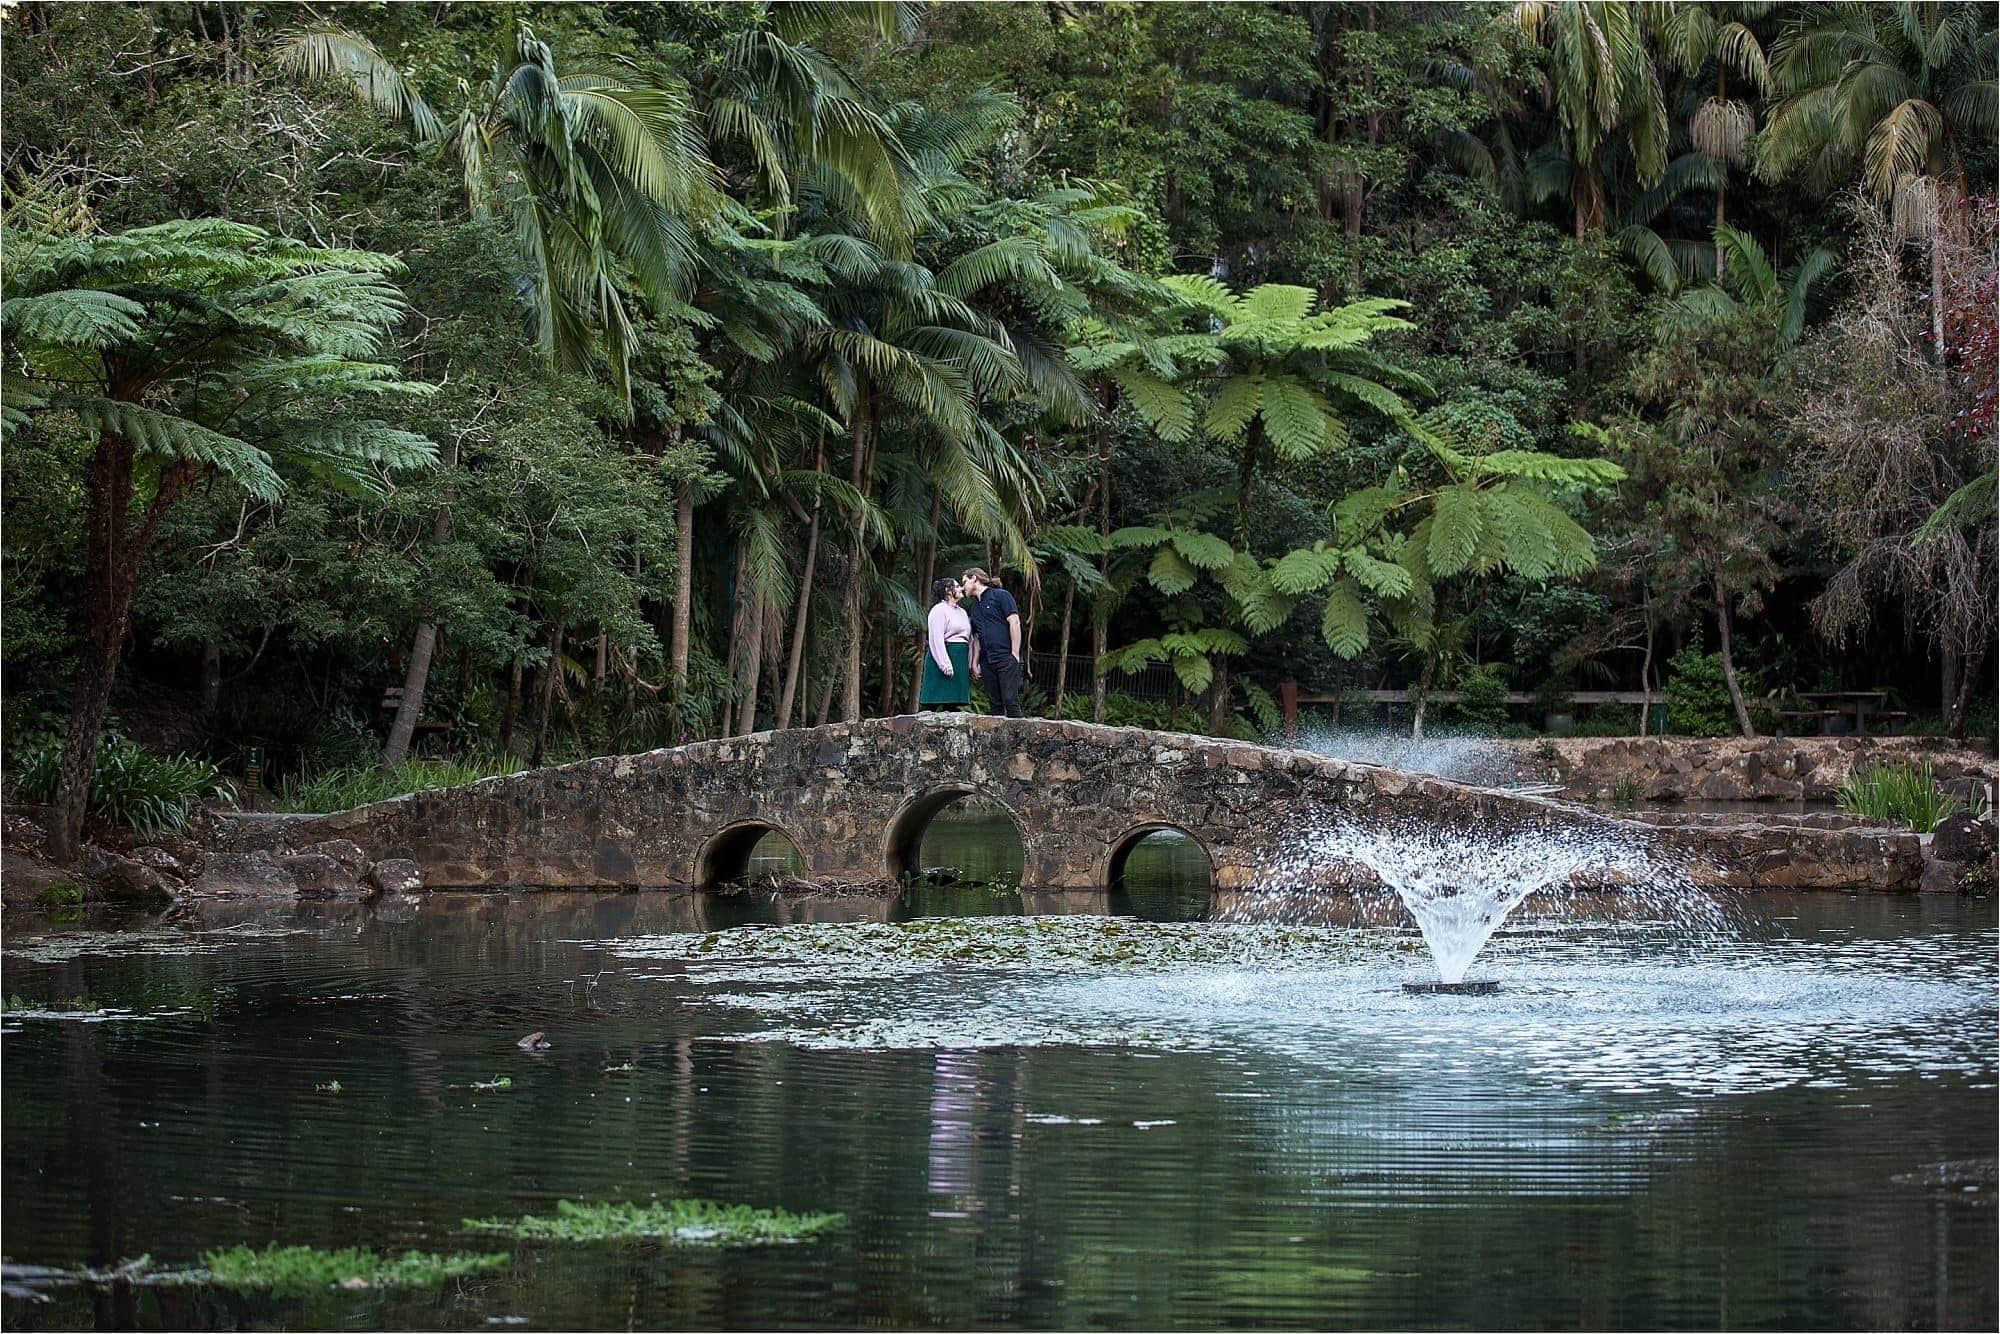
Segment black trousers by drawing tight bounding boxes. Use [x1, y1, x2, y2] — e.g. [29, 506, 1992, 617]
[985, 653, 1024, 718]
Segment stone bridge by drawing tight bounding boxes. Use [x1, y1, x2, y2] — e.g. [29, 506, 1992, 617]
[223, 715, 1927, 892]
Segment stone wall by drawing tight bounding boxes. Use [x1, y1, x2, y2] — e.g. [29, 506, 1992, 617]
[216, 714, 1932, 893]
[1532, 736, 1998, 805]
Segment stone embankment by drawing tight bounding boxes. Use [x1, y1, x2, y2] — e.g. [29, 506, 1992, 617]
[1531, 735, 1997, 805]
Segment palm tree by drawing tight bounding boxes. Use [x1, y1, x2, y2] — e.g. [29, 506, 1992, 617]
[279, 22, 722, 404]
[1760, 2, 1997, 349]
[1656, 2, 1775, 275]
[1664, 223, 1838, 347]
[2, 206, 437, 863]
[1509, 0, 1671, 238]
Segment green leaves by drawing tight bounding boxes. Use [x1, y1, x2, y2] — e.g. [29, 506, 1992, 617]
[1320, 578, 1369, 659]
[1146, 546, 1199, 596]
[67, 400, 284, 499]
[1426, 486, 1485, 576]
[1, 288, 144, 347]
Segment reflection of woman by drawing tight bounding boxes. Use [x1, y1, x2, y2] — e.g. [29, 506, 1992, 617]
[919, 578, 974, 711]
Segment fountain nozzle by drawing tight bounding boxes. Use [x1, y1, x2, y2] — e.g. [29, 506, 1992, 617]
[1403, 980, 1500, 995]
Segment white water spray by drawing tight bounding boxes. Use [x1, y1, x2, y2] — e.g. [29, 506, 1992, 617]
[1236, 817, 1724, 984]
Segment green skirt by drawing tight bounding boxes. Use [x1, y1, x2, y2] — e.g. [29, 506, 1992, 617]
[919, 639, 972, 707]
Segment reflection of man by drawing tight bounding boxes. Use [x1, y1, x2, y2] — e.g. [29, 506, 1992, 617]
[960, 567, 1023, 719]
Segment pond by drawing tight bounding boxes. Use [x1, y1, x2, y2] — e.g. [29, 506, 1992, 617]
[2, 848, 1993, 1330]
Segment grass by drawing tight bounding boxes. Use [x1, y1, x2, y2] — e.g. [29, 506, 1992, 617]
[197, 1244, 507, 1294]
[12, 735, 232, 836]
[464, 1198, 845, 1247]
[1837, 760, 1964, 832]
[274, 756, 524, 813]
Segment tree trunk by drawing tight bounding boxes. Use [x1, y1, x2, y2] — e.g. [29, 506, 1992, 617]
[381, 623, 439, 769]
[499, 657, 523, 753]
[725, 541, 754, 736]
[814, 630, 840, 728]
[531, 623, 565, 767]
[1052, 579, 1075, 716]
[1941, 643, 1961, 736]
[841, 400, 873, 722]
[1092, 397, 1112, 725]
[735, 585, 765, 736]
[777, 442, 825, 729]
[49, 440, 196, 865]
[1208, 659, 1232, 735]
[1944, 639, 1981, 741]
[1715, 579, 1757, 738]
[198, 642, 222, 712]
[908, 484, 942, 711]
[1639, 605, 1656, 737]
[382, 434, 461, 768]
[1930, 221, 1947, 364]
[1410, 653, 1436, 740]
[668, 486, 695, 734]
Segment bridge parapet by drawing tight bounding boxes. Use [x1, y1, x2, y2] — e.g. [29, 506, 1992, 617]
[217, 714, 1925, 892]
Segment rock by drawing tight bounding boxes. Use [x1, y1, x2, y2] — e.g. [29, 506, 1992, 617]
[1931, 814, 1997, 864]
[517, 1032, 551, 1051]
[1920, 851, 1962, 894]
[301, 839, 370, 876]
[279, 852, 359, 897]
[128, 846, 188, 878]
[82, 846, 175, 904]
[186, 851, 300, 898]
[1, 848, 85, 906]
[367, 858, 423, 894]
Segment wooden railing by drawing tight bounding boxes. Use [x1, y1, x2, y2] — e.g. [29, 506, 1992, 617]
[1276, 682, 1666, 736]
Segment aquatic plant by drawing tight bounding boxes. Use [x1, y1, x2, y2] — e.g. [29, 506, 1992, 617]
[12, 735, 232, 836]
[1837, 760, 1963, 832]
[464, 1198, 844, 1247]
[274, 755, 523, 813]
[35, 881, 84, 907]
[197, 1244, 506, 1294]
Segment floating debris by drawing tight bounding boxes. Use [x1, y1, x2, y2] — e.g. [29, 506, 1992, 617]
[464, 1198, 843, 1247]
[515, 1032, 550, 1051]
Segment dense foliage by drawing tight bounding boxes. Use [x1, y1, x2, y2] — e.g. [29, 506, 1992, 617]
[3, 2, 1993, 853]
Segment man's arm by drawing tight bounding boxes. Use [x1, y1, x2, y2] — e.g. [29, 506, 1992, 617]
[1007, 612, 1021, 661]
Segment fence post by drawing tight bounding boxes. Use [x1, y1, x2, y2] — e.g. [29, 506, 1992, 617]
[1279, 680, 1300, 743]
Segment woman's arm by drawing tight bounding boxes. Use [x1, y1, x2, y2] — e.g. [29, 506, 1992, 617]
[927, 606, 955, 674]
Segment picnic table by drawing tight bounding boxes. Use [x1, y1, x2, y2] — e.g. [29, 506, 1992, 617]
[1786, 690, 1890, 736]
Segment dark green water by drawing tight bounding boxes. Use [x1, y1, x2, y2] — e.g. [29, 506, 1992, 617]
[2, 826, 1994, 1330]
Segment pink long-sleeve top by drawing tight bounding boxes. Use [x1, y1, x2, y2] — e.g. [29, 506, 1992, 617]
[927, 601, 972, 672]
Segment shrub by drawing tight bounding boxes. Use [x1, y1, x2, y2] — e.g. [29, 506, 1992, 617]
[1662, 648, 1740, 738]
[275, 756, 523, 813]
[1450, 666, 1511, 732]
[12, 736, 232, 836]
[1570, 702, 1641, 738]
[1056, 690, 1173, 731]
[1837, 761, 1963, 832]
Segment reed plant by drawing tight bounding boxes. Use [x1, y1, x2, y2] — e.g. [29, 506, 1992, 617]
[274, 755, 523, 813]
[1836, 760, 1962, 832]
[12, 736, 231, 836]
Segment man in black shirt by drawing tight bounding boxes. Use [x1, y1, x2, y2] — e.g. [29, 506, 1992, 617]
[960, 567, 1024, 718]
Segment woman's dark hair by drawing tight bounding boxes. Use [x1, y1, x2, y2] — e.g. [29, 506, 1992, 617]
[931, 578, 957, 604]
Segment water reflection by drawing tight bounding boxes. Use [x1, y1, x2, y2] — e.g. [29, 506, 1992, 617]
[1, 889, 1993, 1332]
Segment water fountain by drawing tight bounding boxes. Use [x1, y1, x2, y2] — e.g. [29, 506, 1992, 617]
[1231, 814, 1723, 991]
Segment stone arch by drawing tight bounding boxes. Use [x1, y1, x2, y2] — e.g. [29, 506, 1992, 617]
[1101, 821, 1216, 892]
[881, 785, 1027, 883]
[693, 819, 806, 890]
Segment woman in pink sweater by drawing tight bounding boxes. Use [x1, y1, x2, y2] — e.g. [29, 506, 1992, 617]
[919, 578, 974, 711]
